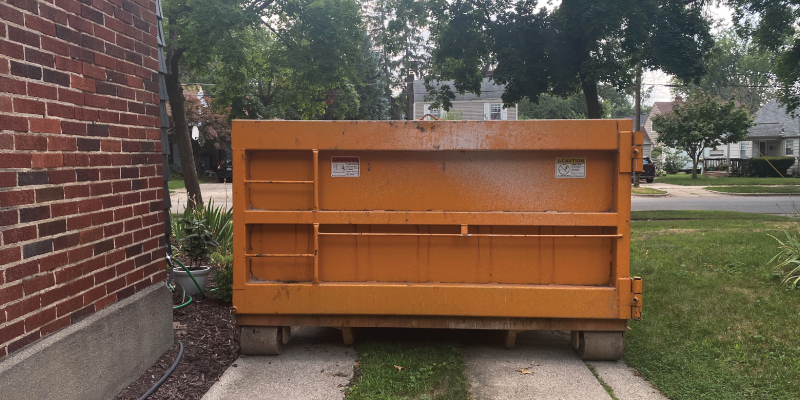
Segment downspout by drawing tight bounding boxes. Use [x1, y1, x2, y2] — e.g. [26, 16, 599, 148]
[155, 0, 173, 284]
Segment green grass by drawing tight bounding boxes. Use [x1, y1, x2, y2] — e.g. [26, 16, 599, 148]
[706, 186, 800, 194]
[632, 187, 667, 195]
[656, 173, 800, 186]
[167, 175, 214, 191]
[347, 339, 470, 400]
[587, 364, 619, 400]
[625, 210, 800, 399]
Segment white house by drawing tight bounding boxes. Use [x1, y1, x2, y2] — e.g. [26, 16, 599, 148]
[413, 78, 518, 120]
[744, 99, 800, 173]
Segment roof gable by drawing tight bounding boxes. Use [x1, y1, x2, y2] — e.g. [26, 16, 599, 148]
[748, 100, 800, 138]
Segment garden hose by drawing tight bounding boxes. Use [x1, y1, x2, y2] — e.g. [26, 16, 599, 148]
[168, 283, 193, 309]
[138, 341, 184, 400]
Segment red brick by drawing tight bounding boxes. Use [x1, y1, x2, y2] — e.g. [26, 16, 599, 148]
[104, 276, 125, 293]
[55, 55, 82, 74]
[0, 39, 24, 60]
[0, 114, 29, 132]
[0, 190, 34, 207]
[55, 0, 82, 15]
[74, 107, 98, 121]
[63, 154, 91, 168]
[8, 331, 42, 353]
[125, 75, 143, 89]
[67, 214, 92, 230]
[25, 14, 57, 36]
[56, 296, 83, 317]
[50, 201, 79, 218]
[8, 0, 40, 15]
[0, 321, 25, 344]
[67, 245, 93, 263]
[8, 26, 40, 48]
[40, 285, 69, 307]
[41, 36, 70, 57]
[0, 3, 25, 25]
[14, 134, 47, 151]
[0, 209, 19, 226]
[49, 169, 77, 185]
[6, 295, 40, 321]
[38, 252, 68, 271]
[27, 82, 58, 100]
[67, 14, 93, 34]
[0, 283, 23, 307]
[40, 3, 69, 23]
[32, 153, 64, 169]
[40, 315, 70, 336]
[65, 186, 91, 201]
[25, 307, 57, 331]
[2, 225, 36, 245]
[23, 273, 55, 295]
[98, 110, 120, 123]
[0, 247, 21, 265]
[0, 77, 26, 96]
[82, 286, 105, 305]
[79, 227, 103, 244]
[94, 293, 115, 310]
[70, 75, 96, 92]
[13, 98, 46, 116]
[82, 62, 106, 81]
[85, 93, 108, 108]
[68, 276, 93, 295]
[5, 260, 40, 284]
[0, 171, 16, 188]
[47, 102, 76, 119]
[29, 118, 62, 134]
[58, 88, 85, 106]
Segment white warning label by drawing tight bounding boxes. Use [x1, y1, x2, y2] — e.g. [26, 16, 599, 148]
[331, 156, 360, 177]
[555, 157, 586, 178]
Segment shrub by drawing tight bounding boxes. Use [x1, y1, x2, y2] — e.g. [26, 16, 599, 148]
[210, 252, 234, 302]
[172, 201, 232, 255]
[768, 229, 800, 287]
[178, 207, 219, 268]
[750, 157, 796, 177]
[664, 149, 690, 174]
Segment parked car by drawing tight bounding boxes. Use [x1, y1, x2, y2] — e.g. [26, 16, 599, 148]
[634, 157, 655, 183]
[216, 159, 232, 183]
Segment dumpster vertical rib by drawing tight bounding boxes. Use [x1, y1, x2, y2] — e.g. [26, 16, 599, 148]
[313, 150, 319, 211]
[313, 223, 320, 285]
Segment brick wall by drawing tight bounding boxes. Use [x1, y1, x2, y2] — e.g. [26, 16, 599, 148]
[0, 0, 166, 359]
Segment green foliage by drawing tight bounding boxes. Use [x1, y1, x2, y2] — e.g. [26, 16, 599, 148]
[673, 27, 777, 115]
[663, 148, 690, 174]
[209, 252, 234, 302]
[731, 0, 800, 113]
[768, 228, 800, 287]
[518, 94, 588, 119]
[426, 0, 713, 117]
[653, 91, 754, 178]
[173, 201, 232, 263]
[177, 207, 219, 269]
[749, 156, 796, 177]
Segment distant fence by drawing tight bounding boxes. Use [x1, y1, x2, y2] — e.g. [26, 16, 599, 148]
[703, 158, 751, 177]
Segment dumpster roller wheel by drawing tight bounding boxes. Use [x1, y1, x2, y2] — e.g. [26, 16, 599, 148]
[240, 326, 289, 355]
[573, 331, 624, 361]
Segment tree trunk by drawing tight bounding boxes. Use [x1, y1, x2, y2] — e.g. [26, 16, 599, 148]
[165, 48, 203, 209]
[580, 74, 602, 119]
[633, 64, 642, 188]
[691, 157, 699, 179]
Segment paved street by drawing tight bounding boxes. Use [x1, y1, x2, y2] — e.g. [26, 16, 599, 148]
[632, 183, 800, 214]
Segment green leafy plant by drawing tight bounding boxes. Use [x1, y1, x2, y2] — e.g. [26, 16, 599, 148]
[178, 207, 219, 269]
[172, 201, 232, 256]
[749, 157, 796, 177]
[663, 149, 690, 175]
[210, 252, 234, 302]
[768, 228, 800, 287]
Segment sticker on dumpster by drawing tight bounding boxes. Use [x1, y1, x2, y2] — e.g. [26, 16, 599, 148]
[331, 156, 360, 177]
[555, 157, 586, 178]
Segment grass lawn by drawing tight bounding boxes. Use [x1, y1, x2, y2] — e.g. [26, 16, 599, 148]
[168, 175, 214, 191]
[706, 186, 800, 194]
[347, 336, 470, 400]
[656, 173, 800, 186]
[632, 187, 667, 195]
[626, 211, 800, 399]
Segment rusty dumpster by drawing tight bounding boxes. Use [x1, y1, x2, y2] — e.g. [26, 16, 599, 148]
[231, 120, 643, 360]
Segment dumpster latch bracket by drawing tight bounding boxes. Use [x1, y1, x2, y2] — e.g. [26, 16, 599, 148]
[631, 277, 643, 320]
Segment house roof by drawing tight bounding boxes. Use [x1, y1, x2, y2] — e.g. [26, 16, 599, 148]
[748, 99, 800, 138]
[414, 78, 505, 102]
[642, 127, 653, 144]
[652, 100, 681, 115]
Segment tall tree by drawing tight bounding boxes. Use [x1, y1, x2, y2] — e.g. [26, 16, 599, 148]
[653, 92, 754, 179]
[425, 0, 713, 118]
[730, 0, 800, 113]
[673, 27, 777, 114]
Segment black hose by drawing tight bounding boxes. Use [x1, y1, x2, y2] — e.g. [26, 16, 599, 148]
[139, 341, 184, 400]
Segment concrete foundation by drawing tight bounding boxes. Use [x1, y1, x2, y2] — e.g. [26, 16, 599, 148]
[0, 284, 173, 400]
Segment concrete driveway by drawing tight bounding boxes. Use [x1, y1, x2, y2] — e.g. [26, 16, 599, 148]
[203, 328, 666, 400]
[169, 182, 234, 213]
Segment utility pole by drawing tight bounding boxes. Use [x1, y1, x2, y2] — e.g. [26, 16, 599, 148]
[406, 71, 415, 120]
[633, 63, 642, 188]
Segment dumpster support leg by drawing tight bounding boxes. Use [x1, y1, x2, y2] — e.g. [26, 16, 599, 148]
[240, 326, 284, 355]
[504, 330, 524, 349]
[575, 331, 624, 361]
[341, 327, 355, 345]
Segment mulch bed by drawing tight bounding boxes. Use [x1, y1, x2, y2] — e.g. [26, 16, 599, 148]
[115, 291, 239, 400]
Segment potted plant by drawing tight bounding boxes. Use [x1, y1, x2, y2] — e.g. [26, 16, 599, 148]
[174, 208, 218, 295]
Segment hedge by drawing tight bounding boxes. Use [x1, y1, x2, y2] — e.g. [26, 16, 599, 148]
[749, 157, 796, 177]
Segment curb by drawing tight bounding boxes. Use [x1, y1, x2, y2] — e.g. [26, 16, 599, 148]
[704, 190, 798, 197]
[631, 193, 669, 197]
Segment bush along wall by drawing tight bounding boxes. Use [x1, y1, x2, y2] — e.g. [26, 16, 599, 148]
[750, 157, 796, 177]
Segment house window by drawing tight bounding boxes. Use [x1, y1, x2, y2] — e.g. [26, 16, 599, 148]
[786, 140, 794, 156]
[423, 104, 441, 120]
[740, 142, 747, 158]
[484, 103, 507, 120]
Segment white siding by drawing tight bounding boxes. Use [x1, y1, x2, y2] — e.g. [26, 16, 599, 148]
[643, 106, 661, 143]
[414, 101, 518, 120]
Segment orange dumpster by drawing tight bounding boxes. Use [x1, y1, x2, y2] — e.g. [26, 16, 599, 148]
[231, 120, 643, 360]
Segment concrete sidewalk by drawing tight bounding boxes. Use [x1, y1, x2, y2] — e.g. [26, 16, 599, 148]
[203, 328, 667, 400]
